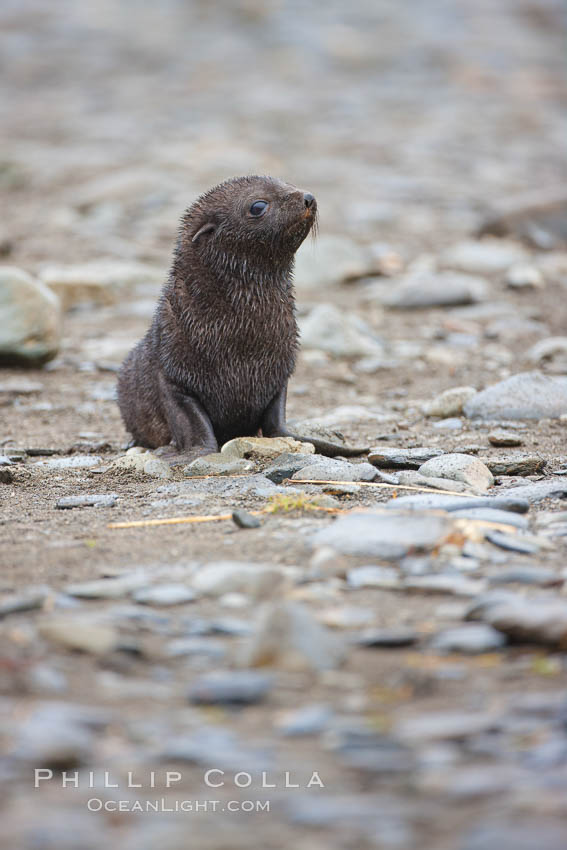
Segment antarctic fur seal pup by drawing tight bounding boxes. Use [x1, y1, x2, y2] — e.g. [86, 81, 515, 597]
[117, 175, 365, 462]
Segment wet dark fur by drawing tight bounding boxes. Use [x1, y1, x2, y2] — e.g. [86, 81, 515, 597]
[118, 176, 320, 458]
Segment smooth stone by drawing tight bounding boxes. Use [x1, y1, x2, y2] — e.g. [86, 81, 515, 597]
[464, 371, 567, 420]
[110, 452, 173, 478]
[355, 627, 418, 648]
[386, 493, 529, 512]
[487, 429, 524, 447]
[395, 711, 500, 742]
[263, 452, 319, 484]
[165, 637, 226, 658]
[467, 594, 567, 646]
[65, 574, 149, 598]
[56, 494, 117, 509]
[441, 239, 525, 274]
[133, 584, 196, 606]
[221, 436, 314, 459]
[191, 561, 284, 598]
[38, 455, 103, 470]
[298, 303, 384, 357]
[38, 617, 119, 654]
[486, 531, 544, 555]
[369, 446, 444, 469]
[312, 510, 453, 560]
[433, 417, 463, 430]
[240, 601, 346, 672]
[422, 386, 477, 417]
[418, 453, 494, 494]
[381, 272, 488, 308]
[506, 264, 545, 288]
[403, 575, 486, 596]
[0, 588, 51, 617]
[347, 565, 402, 590]
[496, 479, 567, 503]
[449, 507, 529, 529]
[0, 266, 61, 366]
[275, 703, 333, 736]
[488, 567, 561, 587]
[231, 509, 261, 529]
[398, 471, 468, 493]
[479, 454, 545, 475]
[294, 234, 376, 289]
[292, 456, 377, 482]
[318, 606, 375, 628]
[188, 670, 273, 705]
[430, 624, 506, 654]
[184, 454, 254, 476]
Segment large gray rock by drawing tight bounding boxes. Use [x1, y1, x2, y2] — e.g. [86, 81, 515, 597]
[39, 260, 161, 309]
[311, 510, 453, 560]
[0, 266, 61, 366]
[298, 303, 384, 357]
[418, 453, 494, 494]
[464, 372, 567, 420]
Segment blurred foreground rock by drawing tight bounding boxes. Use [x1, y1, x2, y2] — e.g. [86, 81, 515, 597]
[0, 266, 61, 366]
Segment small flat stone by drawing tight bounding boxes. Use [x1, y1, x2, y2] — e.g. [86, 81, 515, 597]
[188, 670, 272, 705]
[133, 584, 196, 606]
[347, 565, 402, 589]
[430, 624, 506, 654]
[0, 588, 50, 617]
[110, 452, 173, 478]
[299, 303, 384, 357]
[38, 455, 103, 470]
[449, 507, 529, 529]
[496, 479, 567, 503]
[263, 452, 317, 484]
[488, 429, 524, 447]
[488, 567, 561, 587]
[65, 574, 149, 598]
[184, 454, 254, 476]
[368, 446, 444, 469]
[479, 454, 545, 476]
[486, 530, 545, 554]
[441, 239, 525, 274]
[165, 637, 226, 658]
[292, 457, 377, 482]
[318, 606, 375, 628]
[56, 493, 117, 509]
[403, 575, 486, 596]
[355, 627, 418, 648]
[398, 471, 468, 493]
[231, 509, 261, 529]
[386, 493, 529, 512]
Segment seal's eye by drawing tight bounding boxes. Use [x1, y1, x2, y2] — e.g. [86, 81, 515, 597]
[249, 200, 268, 217]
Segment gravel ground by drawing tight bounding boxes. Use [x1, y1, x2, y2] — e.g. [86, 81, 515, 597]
[2, 2, 567, 849]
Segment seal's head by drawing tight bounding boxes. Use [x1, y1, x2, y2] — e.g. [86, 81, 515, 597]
[182, 175, 317, 269]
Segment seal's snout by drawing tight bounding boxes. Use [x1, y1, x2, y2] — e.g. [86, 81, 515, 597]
[303, 192, 316, 209]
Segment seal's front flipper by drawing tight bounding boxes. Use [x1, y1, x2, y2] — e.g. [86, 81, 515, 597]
[158, 374, 218, 459]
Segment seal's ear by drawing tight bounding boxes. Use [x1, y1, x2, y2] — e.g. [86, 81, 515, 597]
[192, 222, 216, 243]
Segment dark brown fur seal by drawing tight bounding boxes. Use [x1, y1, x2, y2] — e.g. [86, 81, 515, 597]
[117, 175, 365, 461]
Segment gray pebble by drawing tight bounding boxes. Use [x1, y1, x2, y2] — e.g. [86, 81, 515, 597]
[188, 670, 273, 705]
[355, 627, 418, 648]
[56, 493, 117, 509]
[133, 584, 197, 606]
[231, 509, 261, 528]
[430, 624, 506, 654]
[369, 446, 444, 469]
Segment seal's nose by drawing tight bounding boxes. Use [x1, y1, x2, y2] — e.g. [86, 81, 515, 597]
[303, 192, 316, 209]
